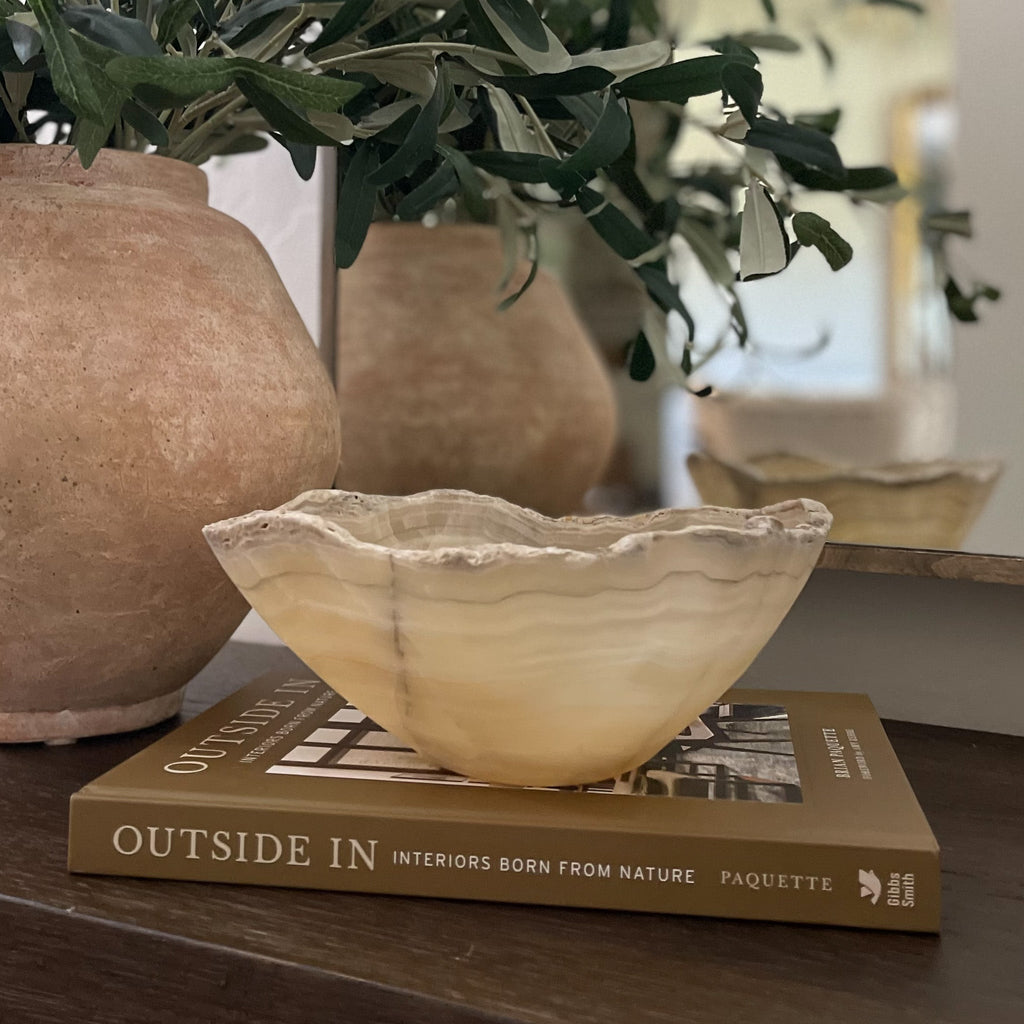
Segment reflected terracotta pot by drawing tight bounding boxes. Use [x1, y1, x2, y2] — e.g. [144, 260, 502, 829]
[334, 224, 617, 516]
[0, 145, 341, 743]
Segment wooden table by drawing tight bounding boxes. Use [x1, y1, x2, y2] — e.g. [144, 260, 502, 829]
[3, 641, 1023, 1024]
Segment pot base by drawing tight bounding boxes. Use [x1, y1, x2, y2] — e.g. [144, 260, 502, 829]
[0, 686, 186, 744]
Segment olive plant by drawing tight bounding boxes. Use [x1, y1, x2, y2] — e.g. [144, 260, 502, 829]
[0, 0, 986, 387]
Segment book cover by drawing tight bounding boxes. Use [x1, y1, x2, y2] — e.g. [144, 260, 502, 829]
[68, 673, 941, 932]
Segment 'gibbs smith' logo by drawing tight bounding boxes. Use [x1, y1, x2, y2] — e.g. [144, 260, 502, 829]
[859, 869, 882, 904]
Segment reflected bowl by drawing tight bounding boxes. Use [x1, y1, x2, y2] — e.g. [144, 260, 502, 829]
[687, 452, 1001, 550]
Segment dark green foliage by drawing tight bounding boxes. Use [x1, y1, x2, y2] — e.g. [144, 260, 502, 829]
[0, 0, 988, 386]
[627, 332, 656, 381]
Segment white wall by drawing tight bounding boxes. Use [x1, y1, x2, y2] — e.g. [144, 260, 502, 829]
[948, 0, 1024, 557]
[203, 143, 329, 345]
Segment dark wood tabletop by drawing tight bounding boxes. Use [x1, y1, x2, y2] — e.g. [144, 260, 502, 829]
[2, 640, 1022, 1024]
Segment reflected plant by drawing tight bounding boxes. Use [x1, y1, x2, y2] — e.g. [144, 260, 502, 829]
[0, 0, 989, 386]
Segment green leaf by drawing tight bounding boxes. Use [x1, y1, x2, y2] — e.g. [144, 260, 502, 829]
[866, 0, 925, 13]
[676, 217, 734, 287]
[481, 65, 614, 99]
[437, 143, 489, 222]
[479, 0, 547, 51]
[61, 7, 162, 57]
[744, 115, 844, 176]
[475, 0, 571, 73]
[229, 61, 363, 112]
[734, 31, 800, 53]
[365, 62, 445, 186]
[559, 92, 602, 130]
[627, 332, 655, 382]
[721, 62, 762, 127]
[792, 211, 853, 271]
[308, 0, 375, 53]
[102, 55, 231, 98]
[280, 137, 317, 180]
[545, 91, 631, 197]
[121, 98, 169, 146]
[72, 115, 110, 168]
[794, 108, 841, 136]
[850, 181, 908, 203]
[395, 159, 458, 221]
[328, 54, 437, 96]
[570, 39, 671, 80]
[461, 0, 516, 59]
[381, 1, 469, 46]
[760, 0, 777, 21]
[739, 183, 788, 279]
[496, 243, 539, 310]
[335, 142, 380, 268]
[236, 75, 340, 145]
[813, 34, 834, 70]
[943, 275, 999, 322]
[576, 184, 657, 262]
[2, 66, 32, 109]
[219, 0, 303, 44]
[635, 263, 694, 338]
[680, 342, 693, 375]
[6, 17, 43, 64]
[308, 108, 355, 144]
[373, 103, 421, 145]
[105, 55, 363, 112]
[729, 294, 749, 347]
[156, 0, 204, 48]
[845, 166, 899, 191]
[27, 0, 106, 121]
[604, 0, 631, 51]
[194, 0, 217, 31]
[617, 54, 752, 103]
[925, 210, 972, 237]
[702, 37, 760, 64]
[61, 33, 130, 156]
[482, 82, 550, 155]
[605, 129, 656, 217]
[777, 154, 897, 193]
[465, 149, 550, 182]
[943, 276, 977, 322]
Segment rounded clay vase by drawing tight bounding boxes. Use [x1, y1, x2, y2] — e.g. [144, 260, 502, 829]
[0, 145, 341, 743]
[334, 223, 617, 516]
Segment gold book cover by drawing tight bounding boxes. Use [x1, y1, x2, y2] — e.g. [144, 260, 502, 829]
[68, 673, 940, 932]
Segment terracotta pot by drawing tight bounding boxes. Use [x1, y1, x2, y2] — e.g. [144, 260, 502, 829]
[334, 223, 616, 516]
[0, 145, 341, 743]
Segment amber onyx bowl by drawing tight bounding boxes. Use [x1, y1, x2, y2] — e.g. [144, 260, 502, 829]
[204, 490, 831, 787]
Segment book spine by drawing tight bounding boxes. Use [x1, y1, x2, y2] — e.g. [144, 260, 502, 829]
[68, 795, 940, 932]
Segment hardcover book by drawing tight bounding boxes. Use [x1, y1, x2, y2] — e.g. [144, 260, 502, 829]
[68, 673, 941, 932]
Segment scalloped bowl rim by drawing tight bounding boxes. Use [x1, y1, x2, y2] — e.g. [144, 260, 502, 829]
[203, 488, 833, 569]
[690, 453, 1004, 487]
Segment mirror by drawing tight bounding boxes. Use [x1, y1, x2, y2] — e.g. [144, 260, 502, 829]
[205, 0, 1019, 563]
[564, 0, 1020, 559]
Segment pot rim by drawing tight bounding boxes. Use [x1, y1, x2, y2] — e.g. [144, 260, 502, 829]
[0, 143, 207, 201]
